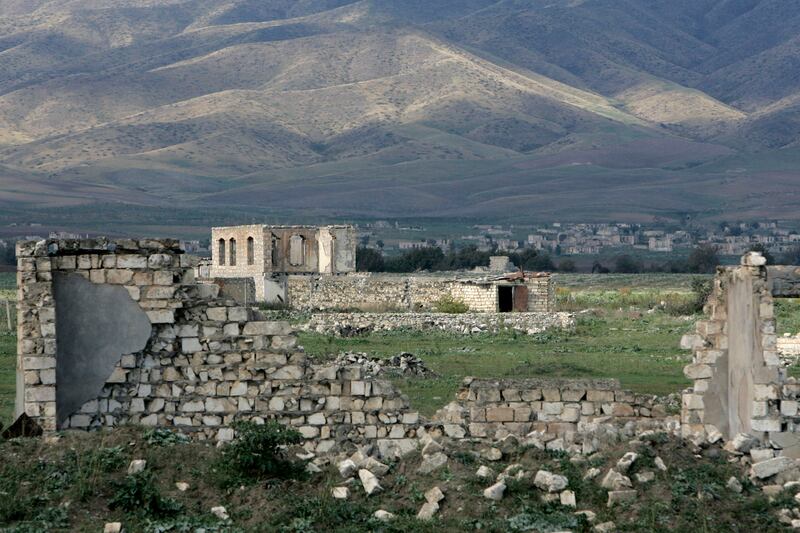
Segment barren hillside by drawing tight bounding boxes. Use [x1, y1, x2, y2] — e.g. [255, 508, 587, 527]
[0, 0, 797, 223]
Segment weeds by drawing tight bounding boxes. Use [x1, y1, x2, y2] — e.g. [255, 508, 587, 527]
[109, 470, 183, 517]
[214, 421, 306, 488]
[433, 295, 469, 314]
[144, 428, 190, 447]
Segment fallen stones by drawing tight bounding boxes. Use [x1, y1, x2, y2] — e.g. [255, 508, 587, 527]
[425, 486, 445, 504]
[175, 482, 190, 492]
[600, 469, 632, 491]
[211, 506, 230, 520]
[654, 456, 668, 471]
[417, 502, 439, 521]
[534, 470, 569, 493]
[104, 523, 122, 533]
[724, 433, 758, 455]
[575, 510, 596, 523]
[358, 469, 382, 496]
[418, 452, 448, 474]
[374, 510, 395, 522]
[560, 490, 576, 508]
[616, 452, 638, 473]
[751, 457, 798, 479]
[332, 487, 350, 500]
[483, 448, 502, 461]
[594, 521, 616, 532]
[584, 467, 602, 480]
[476, 465, 494, 479]
[338, 459, 358, 478]
[483, 481, 506, 501]
[635, 471, 655, 483]
[364, 457, 390, 477]
[127, 459, 146, 475]
[727, 477, 743, 493]
[421, 439, 444, 456]
[607, 489, 637, 507]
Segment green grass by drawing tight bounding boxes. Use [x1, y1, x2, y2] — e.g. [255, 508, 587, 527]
[777, 298, 800, 336]
[0, 333, 15, 428]
[299, 310, 693, 416]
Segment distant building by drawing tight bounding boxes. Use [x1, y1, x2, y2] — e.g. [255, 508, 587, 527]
[209, 225, 357, 302]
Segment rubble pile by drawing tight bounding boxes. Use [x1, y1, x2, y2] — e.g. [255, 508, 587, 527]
[332, 352, 435, 378]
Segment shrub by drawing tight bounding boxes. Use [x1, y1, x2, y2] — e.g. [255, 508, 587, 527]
[215, 420, 306, 487]
[144, 428, 190, 447]
[433, 295, 469, 314]
[109, 471, 183, 517]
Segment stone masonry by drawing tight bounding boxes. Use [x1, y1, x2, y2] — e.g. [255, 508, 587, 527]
[681, 253, 800, 455]
[286, 273, 554, 313]
[16, 238, 418, 456]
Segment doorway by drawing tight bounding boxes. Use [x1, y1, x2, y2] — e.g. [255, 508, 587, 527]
[498, 286, 513, 312]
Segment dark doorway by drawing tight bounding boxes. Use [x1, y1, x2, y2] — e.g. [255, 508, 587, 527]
[499, 285, 513, 312]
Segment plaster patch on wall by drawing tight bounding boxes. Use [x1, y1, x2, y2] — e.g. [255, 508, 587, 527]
[54, 273, 151, 426]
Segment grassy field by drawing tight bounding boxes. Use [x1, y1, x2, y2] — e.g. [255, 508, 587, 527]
[300, 310, 694, 416]
[0, 334, 14, 429]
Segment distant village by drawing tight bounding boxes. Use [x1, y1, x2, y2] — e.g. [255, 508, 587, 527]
[1, 221, 799, 267]
[362, 220, 800, 257]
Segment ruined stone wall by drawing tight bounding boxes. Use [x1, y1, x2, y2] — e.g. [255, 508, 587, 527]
[286, 274, 554, 313]
[300, 312, 575, 336]
[16, 239, 419, 456]
[681, 253, 800, 453]
[432, 378, 673, 450]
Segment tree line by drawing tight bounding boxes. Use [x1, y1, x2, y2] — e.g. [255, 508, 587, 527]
[356, 243, 800, 274]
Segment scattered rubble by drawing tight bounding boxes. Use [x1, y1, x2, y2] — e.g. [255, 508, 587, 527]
[331, 351, 435, 377]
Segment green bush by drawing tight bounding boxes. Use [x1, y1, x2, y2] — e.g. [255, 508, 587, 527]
[109, 471, 183, 517]
[433, 295, 469, 314]
[144, 428, 190, 447]
[215, 420, 306, 487]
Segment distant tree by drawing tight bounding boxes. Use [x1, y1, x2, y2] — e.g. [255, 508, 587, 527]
[384, 247, 445, 272]
[614, 255, 642, 274]
[748, 243, 775, 264]
[509, 249, 555, 271]
[686, 244, 719, 274]
[591, 261, 610, 274]
[781, 245, 800, 266]
[375, 240, 384, 249]
[356, 247, 384, 272]
[558, 259, 576, 272]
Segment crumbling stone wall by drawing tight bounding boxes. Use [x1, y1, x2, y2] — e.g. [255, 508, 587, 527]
[286, 273, 554, 313]
[16, 239, 419, 455]
[432, 378, 674, 451]
[301, 312, 575, 336]
[681, 253, 800, 452]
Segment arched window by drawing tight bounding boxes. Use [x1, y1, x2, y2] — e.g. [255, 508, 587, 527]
[229, 238, 237, 266]
[247, 236, 255, 265]
[218, 238, 226, 266]
[289, 234, 305, 266]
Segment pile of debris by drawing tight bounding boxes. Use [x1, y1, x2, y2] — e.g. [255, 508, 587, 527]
[332, 351, 435, 378]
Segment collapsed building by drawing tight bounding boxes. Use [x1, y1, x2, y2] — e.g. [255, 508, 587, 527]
[208, 224, 555, 313]
[13, 237, 655, 454]
[16, 236, 800, 463]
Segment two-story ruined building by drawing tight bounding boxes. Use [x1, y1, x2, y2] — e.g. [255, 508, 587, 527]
[210, 225, 357, 303]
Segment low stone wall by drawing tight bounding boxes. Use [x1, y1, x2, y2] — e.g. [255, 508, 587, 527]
[286, 273, 554, 313]
[300, 312, 575, 336]
[432, 378, 674, 449]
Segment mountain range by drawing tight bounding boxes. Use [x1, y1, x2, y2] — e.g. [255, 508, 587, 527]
[0, 0, 799, 225]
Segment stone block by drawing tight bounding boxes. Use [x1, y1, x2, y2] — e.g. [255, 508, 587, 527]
[486, 408, 515, 422]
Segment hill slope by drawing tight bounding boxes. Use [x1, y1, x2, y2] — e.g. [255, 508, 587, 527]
[0, 0, 797, 224]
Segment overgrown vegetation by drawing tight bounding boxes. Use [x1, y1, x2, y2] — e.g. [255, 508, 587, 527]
[0, 427, 794, 531]
[433, 295, 469, 314]
[214, 421, 306, 488]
